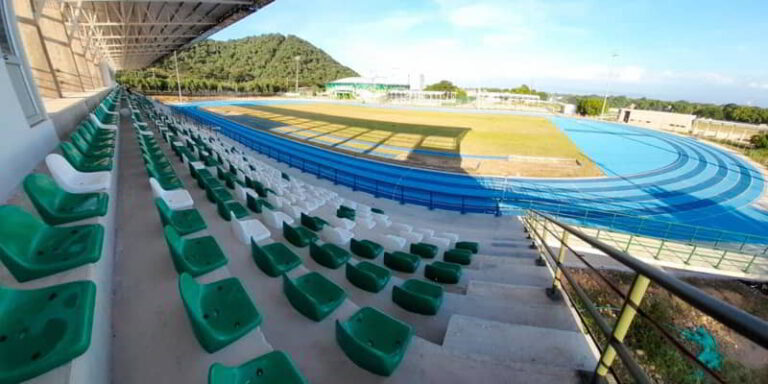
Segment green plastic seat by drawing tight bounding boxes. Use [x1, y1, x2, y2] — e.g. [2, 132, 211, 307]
[424, 261, 462, 284]
[392, 279, 443, 315]
[154, 198, 207, 235]
[309, 242, 350, 269]
[0, 205, 104, 282]
[163, 226, 228, 277]
[345, 261, 390, 293]
[444, 248, 473, 265]
[23, 174, 108, 225]
[349, 238, 383, 260]
[246, 194, 273, 213]
[283, 272, 346, 321]
[335, 307, 412, 376]
[217, 199, 249, 221]
[178, 273, 262, 353]
[455, 241, 479, 254]
[336, 206, 355, 221]
[251, 241, 302, 277]
[206, 185, 232, 204]
[71, 134, 114, 158]
[410, 242, 438, 259]
[208, 350, 308, 384]
[59, 142, 113, 172]
[282, 222, 318, 248]
[371, 208, 385, 214]
[0, 280, 96, 383]
[383, 251, 421, 273]
[299, 213, 327, 232]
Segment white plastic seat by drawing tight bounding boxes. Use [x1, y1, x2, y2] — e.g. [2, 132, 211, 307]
[389, 223, 413, 233]
[413, 227, 435, 237]
[425, 235, 451, 254]
[281, 204, 306, 220]
[355, 216, 376, 230]
[328, 216, 355, 230]
[149, 178, 194, 210]
[371, 214, 391, 228]
[101, 104, 119, 115]
[231, 215, 271, 244]
[372, 234, 406, 251]
[235, 183, 256, 203]
[89, 114, 118, 130]
[399, 230, 424, 245]
[45, 154, 111, 193]
[266, 193, 284, 209]
[320, 226, 354, 246]
[261, 209, 294, 229]
[437, 232, 460, 247]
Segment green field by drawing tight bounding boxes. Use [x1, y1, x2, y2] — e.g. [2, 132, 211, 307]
[206, 102, 602, 177]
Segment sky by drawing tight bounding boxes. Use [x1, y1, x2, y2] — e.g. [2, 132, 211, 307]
[212, 0, 768, 106]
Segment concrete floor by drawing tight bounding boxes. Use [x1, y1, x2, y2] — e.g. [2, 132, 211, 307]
[110, 105, 596, 383]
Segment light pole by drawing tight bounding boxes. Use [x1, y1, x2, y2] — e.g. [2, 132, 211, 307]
[600, 53, 619, 117]
[294, 56, 301, 93]
[173, 50, 182, 103]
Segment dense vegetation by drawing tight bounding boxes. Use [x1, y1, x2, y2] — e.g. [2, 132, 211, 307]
[424, 80, 467, 98]
[116, 34, 357, 94]
[482, 84, 549, 101]
[566, 94, 768, 124]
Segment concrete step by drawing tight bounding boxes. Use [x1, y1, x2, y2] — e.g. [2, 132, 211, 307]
[466, 280, 561, 307]
[471, 253, 542, 269]
[444, 293, 580, 332]
[442, 315, 598, 371]
[464, 263, 553, 288]
[395, 337, 583, 383]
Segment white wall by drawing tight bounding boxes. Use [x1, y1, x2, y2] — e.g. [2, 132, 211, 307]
[0, 62, 60, 202]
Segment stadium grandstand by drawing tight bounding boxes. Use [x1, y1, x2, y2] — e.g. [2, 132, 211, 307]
[0, 1, 766, 384]
[325, 76, 409, 99]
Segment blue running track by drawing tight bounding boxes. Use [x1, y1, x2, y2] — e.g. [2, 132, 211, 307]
[175, 102, 768, 244]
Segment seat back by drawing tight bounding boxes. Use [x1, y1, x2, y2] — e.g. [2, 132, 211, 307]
[45, 153, 79, 182]
[59, 142, 85, 167]
[148, 178, 165, 198]
[178, 273, 202, 313]
[154, 198, 173, 224]
[70, 133, 91, 154]
[23, 174, 65, 217]
[163, 225, 185, 258]
[0, 205, 45, 258]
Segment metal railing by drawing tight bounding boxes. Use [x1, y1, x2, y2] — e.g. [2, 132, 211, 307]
[170, 105, 768, 256]
[523, 210, 768, 383]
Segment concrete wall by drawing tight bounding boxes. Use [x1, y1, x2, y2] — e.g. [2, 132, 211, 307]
[0, 61, 60, 201]
[618, 108, 696, 133]
[46, 87, 113, 139]
[13, 0, 60, 98]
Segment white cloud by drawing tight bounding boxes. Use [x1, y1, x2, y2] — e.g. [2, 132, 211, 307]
[748, 82, 768, 90]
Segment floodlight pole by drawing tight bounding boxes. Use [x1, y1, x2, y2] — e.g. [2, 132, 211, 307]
[294, 56, 301, 93]
[174, 50, 182, 103]
[600, 53, 619, 117]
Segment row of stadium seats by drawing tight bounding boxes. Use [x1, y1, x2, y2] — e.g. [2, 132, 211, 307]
[135, 94, 484, 378]
[0, 88, 121, 383]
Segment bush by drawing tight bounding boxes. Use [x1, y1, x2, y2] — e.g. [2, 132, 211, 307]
[749, 133, 768, 149]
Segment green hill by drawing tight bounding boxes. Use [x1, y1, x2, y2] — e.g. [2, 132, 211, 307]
[116, 34, 358, 94]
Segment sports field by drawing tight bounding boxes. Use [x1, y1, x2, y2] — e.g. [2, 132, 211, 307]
[203, 103, 602, 177]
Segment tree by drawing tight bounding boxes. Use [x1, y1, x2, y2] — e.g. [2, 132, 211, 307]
[577, 98, 604, 116]
[425, 80, 459, 92]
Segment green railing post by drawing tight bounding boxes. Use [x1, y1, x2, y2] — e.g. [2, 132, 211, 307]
[714, 250, 728, 269]
[684, 245, 698, 264]
[624, 235, 634, 252]
[654, 240, 666, 259]
[550, 231, 570, 292]
[595, 274, 651, 379]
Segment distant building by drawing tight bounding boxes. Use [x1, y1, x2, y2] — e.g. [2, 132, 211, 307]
[617, 108, 696, 133]
[326, 77, 409, 99]
[469, 90, 541, 103]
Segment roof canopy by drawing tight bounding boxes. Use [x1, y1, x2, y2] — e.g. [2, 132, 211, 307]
[60, 0, 273, 70]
